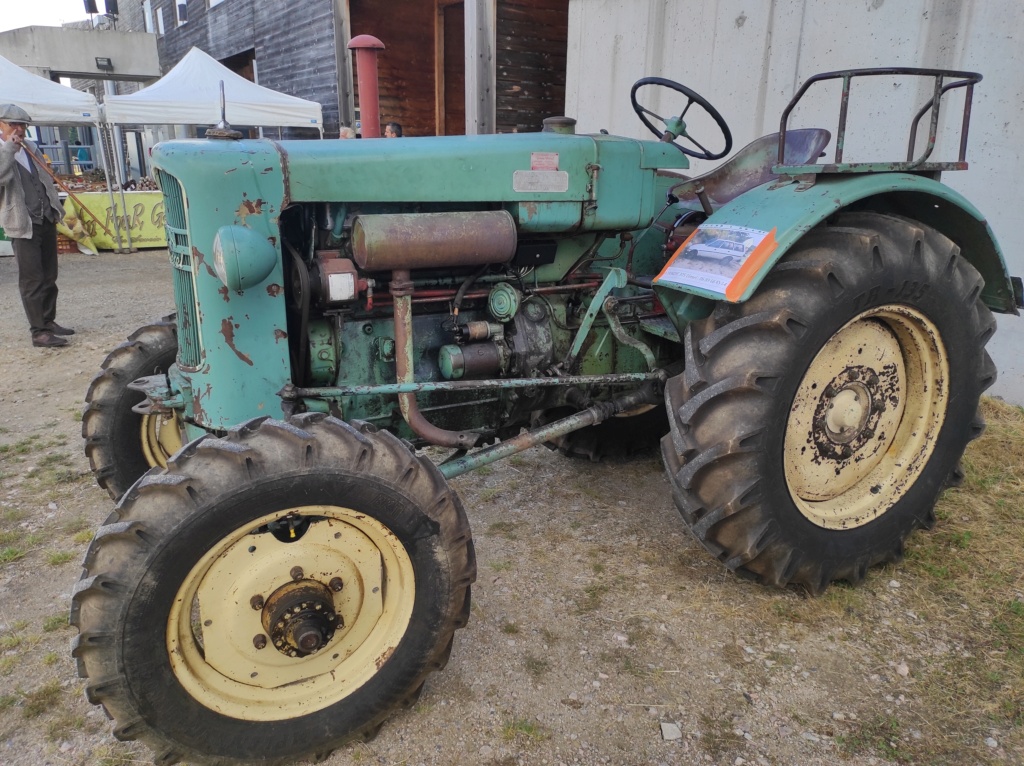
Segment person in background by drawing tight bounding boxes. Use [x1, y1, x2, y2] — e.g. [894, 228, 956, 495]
[0, 104, 74, 348]
[384, 122, 403, 138]
[338, 127, 356, 139]
[73, 141, 90, 174]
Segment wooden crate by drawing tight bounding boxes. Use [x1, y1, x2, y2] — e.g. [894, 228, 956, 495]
[57, 234, 79, 254]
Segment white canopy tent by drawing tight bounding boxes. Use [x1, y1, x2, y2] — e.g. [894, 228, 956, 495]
[103, 47, 324, 135]
[0, 55, 130, 252]
[0, 53, 100, 124]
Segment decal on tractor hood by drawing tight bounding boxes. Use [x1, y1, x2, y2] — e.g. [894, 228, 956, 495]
[513, 170, 569, 193]
[655, 223, 778, 301]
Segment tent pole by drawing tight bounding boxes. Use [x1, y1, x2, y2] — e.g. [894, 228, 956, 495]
[94, 123, 125, 253]
[117, 182, 137, 252]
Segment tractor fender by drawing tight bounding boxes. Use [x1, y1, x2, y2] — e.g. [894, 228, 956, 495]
[653, 172, 1018, 315]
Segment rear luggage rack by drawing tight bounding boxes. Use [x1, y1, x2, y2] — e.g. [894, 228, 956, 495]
[774, 67, 981, 175]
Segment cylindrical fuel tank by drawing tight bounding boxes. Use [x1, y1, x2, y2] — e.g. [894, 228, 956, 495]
[351, 211, 518, 270]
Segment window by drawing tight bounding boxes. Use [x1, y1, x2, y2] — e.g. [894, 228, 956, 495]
[143, 0, 153, 33]
[209, 0, 224, 6]
[156, 6, 165, 35]
[176, 2, 187, 26]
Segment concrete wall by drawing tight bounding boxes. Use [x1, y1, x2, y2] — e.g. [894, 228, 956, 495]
[566, 0, 1024, 403]
[0, 26, 160, 80]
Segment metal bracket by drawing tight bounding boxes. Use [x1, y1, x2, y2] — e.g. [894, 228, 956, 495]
[562, 267, 627, 372]
[602, 297, 657, 371]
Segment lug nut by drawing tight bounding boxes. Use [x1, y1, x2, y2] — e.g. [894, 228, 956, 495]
[329, 577, 344, 592]
[253, 634, 267, 650]
[290, 566, 304, 581]
[250, 595, 264, 611]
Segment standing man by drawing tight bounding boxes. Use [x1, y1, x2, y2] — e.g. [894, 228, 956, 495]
[384, 122, 403, 138]
[0, 104, 73, 348]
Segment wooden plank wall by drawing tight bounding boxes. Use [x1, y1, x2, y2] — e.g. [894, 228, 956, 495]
[153, 0, 340, 138]
[349, 0, 437, 137]
[496, 0, 569, 133]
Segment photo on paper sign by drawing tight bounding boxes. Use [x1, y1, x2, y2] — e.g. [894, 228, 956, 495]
[657, 223, 770, 294]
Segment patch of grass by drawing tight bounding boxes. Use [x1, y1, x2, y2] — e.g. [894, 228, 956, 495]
[0, 634, 24, 652]
[523, 653, 551, 679]
[0, 546, 27, 565]
[0, 694, 17, 709]
[42, 652, 60, 666]
[490, 559, 512, 572]
[487, 521, 518, 540]
[22, 680, 63, 718]
[575, 582, 609, 614]
[698, 712, 745, 760]
[501, 716, 548, 742]
[479, 487, 501, 503]
[73, 529, 94, 544]
[45, 550, 75, 566]
[91, 744, 147, 766]
[0, 435, 42, 457]
[42, 615, 68, 633]
[836, 714, 901, 760]
[0, 531, 20, 546]
[0, 657, 16, 676]
[0, 508, 28, 525]
[38, 453, 71, 467]
[599, 647, 647, 677]
[500, 621, 519, 635]
[45, 712, 87, 741]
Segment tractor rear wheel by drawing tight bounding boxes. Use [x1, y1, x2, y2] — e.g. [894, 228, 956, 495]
[83, 319, 180, 500]
[70, 414, 475, 766]
[661, 212, 996, 594]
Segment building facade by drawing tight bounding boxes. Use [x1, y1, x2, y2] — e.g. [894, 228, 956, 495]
[119, 0, 569, 138]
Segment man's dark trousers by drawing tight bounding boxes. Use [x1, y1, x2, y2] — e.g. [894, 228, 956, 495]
[13, 219, 58, 336]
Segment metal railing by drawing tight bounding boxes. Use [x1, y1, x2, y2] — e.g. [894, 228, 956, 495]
[775, 67, 982, 175]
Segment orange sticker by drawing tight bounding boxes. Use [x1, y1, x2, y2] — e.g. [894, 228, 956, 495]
[655, 224, 777, 300]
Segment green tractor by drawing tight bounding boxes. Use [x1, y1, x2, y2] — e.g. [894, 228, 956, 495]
[74, 68, 1020, 765]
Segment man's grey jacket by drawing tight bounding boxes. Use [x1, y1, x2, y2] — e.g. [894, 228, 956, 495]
[0, 138, 63, 239]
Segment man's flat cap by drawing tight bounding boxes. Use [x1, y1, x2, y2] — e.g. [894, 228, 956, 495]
[0, 104, 33, 124]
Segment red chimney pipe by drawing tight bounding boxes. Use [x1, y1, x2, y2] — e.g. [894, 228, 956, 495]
[347, 35, 385, 139]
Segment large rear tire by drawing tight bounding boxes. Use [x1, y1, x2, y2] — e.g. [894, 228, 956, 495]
[661, 212, 996, 594]
[83, 319, 181, 500]
[70, 414, 475, 765]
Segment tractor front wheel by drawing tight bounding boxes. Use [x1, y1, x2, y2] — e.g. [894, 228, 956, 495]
[83, 319, 180, 500]
[71, 414, 475, 765]
[662, 212, 996, 594]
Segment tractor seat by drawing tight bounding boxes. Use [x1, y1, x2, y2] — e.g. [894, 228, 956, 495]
[667, 128, 831, 212]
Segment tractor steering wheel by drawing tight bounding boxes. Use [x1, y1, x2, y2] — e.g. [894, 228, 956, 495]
[630, 77, 733, 160]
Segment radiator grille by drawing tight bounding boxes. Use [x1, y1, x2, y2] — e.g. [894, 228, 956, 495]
[156, 170, 201, 368]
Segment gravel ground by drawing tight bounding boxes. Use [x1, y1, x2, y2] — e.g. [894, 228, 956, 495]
[0, 250, 1019, 766]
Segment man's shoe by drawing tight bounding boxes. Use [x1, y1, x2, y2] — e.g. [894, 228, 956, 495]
[32, 331, 69, 348]
[47, 322, 75, 335]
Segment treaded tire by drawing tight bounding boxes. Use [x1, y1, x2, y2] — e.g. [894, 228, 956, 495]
[70, 413, 476, 766]
[83, 319, 178, 500]
[661, 212, 996, 595]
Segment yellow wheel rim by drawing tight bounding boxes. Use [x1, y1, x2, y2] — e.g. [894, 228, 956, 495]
[166, 505, 416, 720]
[783, 305, 948, 529]
[140, 410, 184, 468]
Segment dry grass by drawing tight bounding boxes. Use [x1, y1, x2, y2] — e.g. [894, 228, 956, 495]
[762, 398, 1024, 764]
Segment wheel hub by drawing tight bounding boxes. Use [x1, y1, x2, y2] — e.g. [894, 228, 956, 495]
[815, 371, 889, 454]
[262, 580, 341, 657]
[783, 306, 948, 529]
